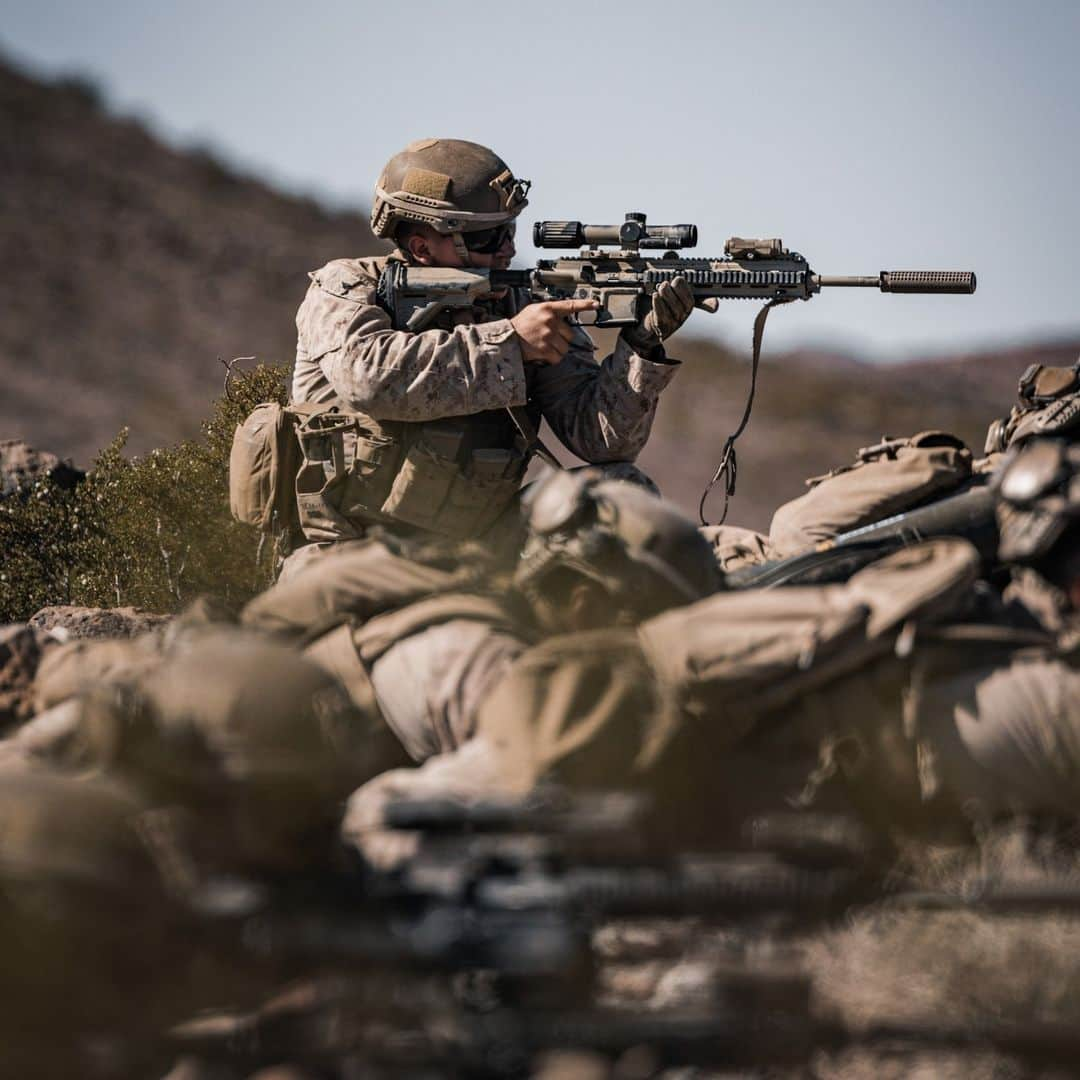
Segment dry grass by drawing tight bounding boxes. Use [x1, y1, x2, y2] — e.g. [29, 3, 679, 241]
[593, 826, 1080, 1077]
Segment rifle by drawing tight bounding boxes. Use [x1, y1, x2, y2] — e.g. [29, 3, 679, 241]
[174, 798, 1080, 1075]
[727, 480, 1001, 589]
[376, 212, 976, 332]
[375, 213, 976, 521]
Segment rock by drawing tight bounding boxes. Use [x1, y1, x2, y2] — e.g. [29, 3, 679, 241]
[0, 439, 83, 497]
[0, 624, 56, 732]
[29, 605, 170, 640]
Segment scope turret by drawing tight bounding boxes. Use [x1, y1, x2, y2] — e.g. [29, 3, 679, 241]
[533, 212, 697, 251]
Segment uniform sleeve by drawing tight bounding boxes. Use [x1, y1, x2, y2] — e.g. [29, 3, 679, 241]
[296, 278, 530, 420]
[530, 329, 680, 463]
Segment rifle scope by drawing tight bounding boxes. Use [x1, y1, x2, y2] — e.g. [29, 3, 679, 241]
[534, 212, 697, 251]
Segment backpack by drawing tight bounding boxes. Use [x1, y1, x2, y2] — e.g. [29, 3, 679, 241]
[768, 431, 973, 557]
[639, 538, 982, 725]
[228, 402, 305, 536]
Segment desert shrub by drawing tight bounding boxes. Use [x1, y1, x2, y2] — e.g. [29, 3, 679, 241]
[0, 363, 288, 622]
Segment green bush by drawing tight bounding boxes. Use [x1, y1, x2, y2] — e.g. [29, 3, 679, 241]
[0, 363, 289, 622]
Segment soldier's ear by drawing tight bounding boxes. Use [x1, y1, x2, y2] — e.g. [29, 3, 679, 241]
[405, 232, 431, 262]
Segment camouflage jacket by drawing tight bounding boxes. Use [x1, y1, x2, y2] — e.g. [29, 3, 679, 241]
[291, 254, 679, 463]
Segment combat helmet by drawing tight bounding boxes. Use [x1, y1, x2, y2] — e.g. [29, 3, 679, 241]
[995, 438, 1080, 569]
[370, 138, 530, 258]
[984, 357, 1080, 454]
[516, 468, 722, 622]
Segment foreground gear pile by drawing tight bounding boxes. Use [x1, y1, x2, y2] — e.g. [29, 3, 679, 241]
[4, 186, 1079, 1072]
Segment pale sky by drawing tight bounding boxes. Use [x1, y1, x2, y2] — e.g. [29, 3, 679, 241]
[3, 0, 1078, 359]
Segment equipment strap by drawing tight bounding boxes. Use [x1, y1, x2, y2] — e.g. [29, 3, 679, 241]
[699, 296, 794, 526]
[507, 405, 565, 471]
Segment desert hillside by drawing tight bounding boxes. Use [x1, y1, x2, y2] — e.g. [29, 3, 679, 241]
[3, 56, 1077, 530]
[0, 58, 385, 461]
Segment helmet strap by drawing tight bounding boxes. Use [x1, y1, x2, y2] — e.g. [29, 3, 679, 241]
[450, 231, 473, 268]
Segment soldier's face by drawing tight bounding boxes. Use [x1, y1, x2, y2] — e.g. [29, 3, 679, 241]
[408, 227, 516, 270]
[461, 224, 517, 270]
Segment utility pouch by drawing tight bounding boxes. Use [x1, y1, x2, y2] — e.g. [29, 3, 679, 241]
[336, 431, 402, 519]
[379, 443, 527, 539]
[437, 448, 526, 538]
[229, 402, 302, 534]
[379, 442, 460, 532]
[286, 405, 531, 542]
[294, 408, 365, 542]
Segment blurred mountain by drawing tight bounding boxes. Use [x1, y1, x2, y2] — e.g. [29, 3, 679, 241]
[2, 57, 1077, 530]
[0, 57, 386, 461]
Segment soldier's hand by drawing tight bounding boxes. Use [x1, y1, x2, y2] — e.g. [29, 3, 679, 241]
[340, 769, 422, 872]
[622, 276, 698, 354]
[511, 299, 598, 365]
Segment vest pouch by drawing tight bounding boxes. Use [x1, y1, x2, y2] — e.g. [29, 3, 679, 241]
[229, 402, 301, 533]
[438, 448, 526, 538]
[336, 431, 401, 519]
[379, 442, 459, 532]
[294, 410, 364, 542]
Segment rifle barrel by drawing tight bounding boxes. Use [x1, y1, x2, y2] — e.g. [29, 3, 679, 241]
[817, 271, 977, 294]
[816, 275, 881, 287]
[727, 484, 997, 589]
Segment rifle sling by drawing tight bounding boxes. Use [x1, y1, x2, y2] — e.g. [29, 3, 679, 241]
[506, 405, 564, 471]
[699, 296, 794, 526]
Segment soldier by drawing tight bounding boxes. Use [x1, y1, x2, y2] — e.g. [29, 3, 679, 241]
[705, 356, 1080, 574]
[247, 468, 721, 766]
[9, 626, 380, 875]
[283, 138, 696, 576]
[10, 472, 718, 842]
[342, 438, 1080, 862]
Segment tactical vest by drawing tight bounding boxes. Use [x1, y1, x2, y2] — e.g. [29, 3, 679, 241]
[292, 401, 533, 543]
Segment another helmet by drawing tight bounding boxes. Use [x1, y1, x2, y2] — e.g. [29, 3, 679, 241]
[370, 138, 530, 241]
[516, 469, 722, 619]
[984, 357, 1080, 455]
[994, 438, 1080, 564]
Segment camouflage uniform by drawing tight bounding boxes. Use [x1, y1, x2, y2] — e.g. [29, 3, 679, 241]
[248, 472, 720, 767]
[343, 532, 1080, 854]
[280, 139, 686, 570]
[292, 252, 677, 442]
